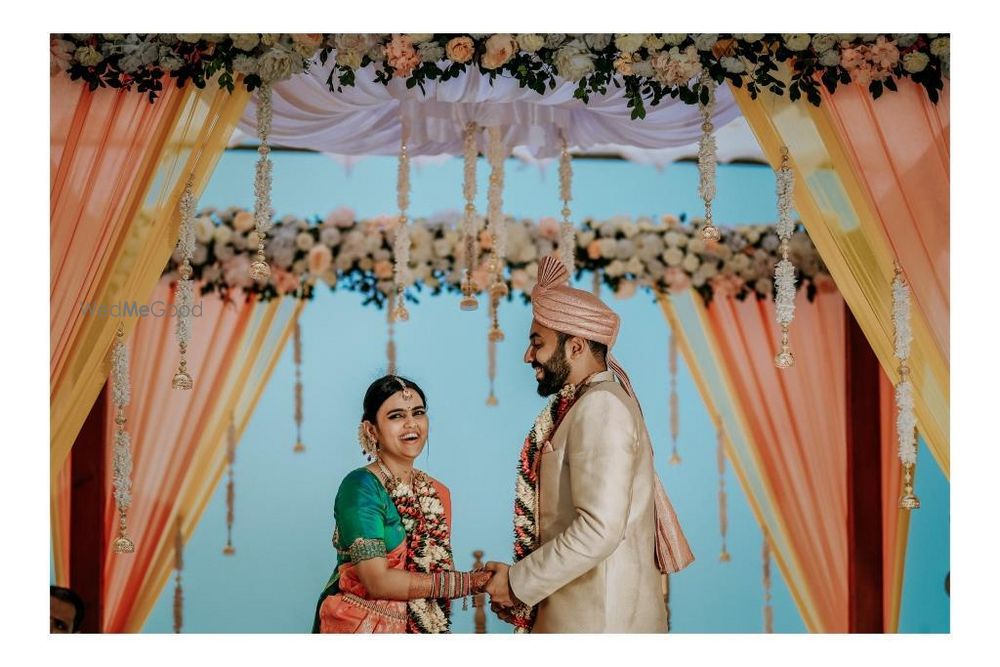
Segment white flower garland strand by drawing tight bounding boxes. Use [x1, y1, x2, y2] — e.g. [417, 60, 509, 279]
[392, 119, 412, 322]
[112, 323, 135, 554]
[893, 265, 920, 509]
[698, 72, 720, 242]
[172, 179, 196, 390]
[224, 414, 237, 555]
[249, 83, 274, 282]
[173, 517, 184, 633]
[486, 126, 509, 343]
[460, 122, 480, 310]
[773, 148, 797, 369]
[558, 132, 576, 272]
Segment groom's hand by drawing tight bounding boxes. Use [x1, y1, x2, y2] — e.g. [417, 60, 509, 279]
[484, 561, 518, 608]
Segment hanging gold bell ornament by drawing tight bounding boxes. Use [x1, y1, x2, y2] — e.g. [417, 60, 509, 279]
[171, 342, 193, 390]
[898, 463, 921, 510]
[774, 325, 795, 369]
[460, 273, 480, 311]
[249, 242, 271, 282]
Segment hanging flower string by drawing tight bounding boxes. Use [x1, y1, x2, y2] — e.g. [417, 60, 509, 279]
[172, 178, 196, 390]
[460, 122, 480, 311]
[112, 322, 135, 554]
[717, 423, 731, 562]
[893, 264, 920, 510]
[486, 126, 509, 341]
[224, 414, 236, 555]
[697, 72, 720, 243]
[669, 331, 681, 465]
[486, 301, 499, 406]
[173, 517, 184, 633]
[774, 147, 797, 369]
[558, 131, 576, 272]
[249, 82, 274, 283]
[293, 320, 305, 453]
[392, 117, 412, 322]
[387, 291, 397, 375]
[662, 573, 672, 633]
[763, 536, 774, 633]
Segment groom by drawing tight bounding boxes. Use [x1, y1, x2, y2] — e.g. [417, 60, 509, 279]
[484, 255, 693, 633]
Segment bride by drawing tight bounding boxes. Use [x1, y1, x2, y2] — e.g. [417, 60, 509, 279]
[312, 374, 491, 633]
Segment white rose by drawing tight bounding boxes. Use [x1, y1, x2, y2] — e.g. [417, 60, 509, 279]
[231, 33, 260, 51]
[902, 51, 930, 74]
[296, 232, 315, 251]
[517, 34, 545, 53]
[626, 256, 644, 274]
[213, 225, 233, 245]
[688, 238, 706, 254]
[203, 265, 222, 283]
[659, 34, 686, 47]
[701, 261, 719, 279]
[192, 245, 208, 266]
[231, 54, 257, 74]
[554, 40, 596, 81]
[930, 37, 949, 57]
[319, 226, 341, 248]
[75, 45, 103, 67]
[681, 253, 701, 273]
[606, 259, 627, 277]
[620, 221, 639, 238]
[257, 46, 295, 82]
[544, 34, 567, 49]
[598, 221, 617, 238]
[691, 272, 707, 288]
[418, 42, 444, 62]
[614, 34, 647, 54]
[194, 216, 215, 244]
[616, 239, 635, 259]
[584, 34, 612, 51]
[893, 34, 919, 48]
[721, 56, 746, 73]
[176, 34, 202, 43]
[783, 34, 812, 51]
[663, 247, 684, 267]
[631, 59, 654, 77]
[819, 50, 840, 67]
[433, 238, 452, 258]
[273, 247, 295, 270]
[693, 34, 718, 51]
[738, 34, 765, 42]
[598, 238, 618, 259]
[577, 230, 596, 247]
[834, 34, 857, 43]
[811, 34, 837, 53]
[754, 278, 773, 295]
[408, 34, 434, 44]
[215, 244, 235, 262]
[119, 54, 144, 73]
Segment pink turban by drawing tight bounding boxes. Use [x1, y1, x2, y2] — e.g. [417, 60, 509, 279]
[531, 255, 635, 401]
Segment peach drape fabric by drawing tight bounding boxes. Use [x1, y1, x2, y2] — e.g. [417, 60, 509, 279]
[50, 73, 250, 478]
[661, 288, 909, 632]
[730, 78, 949, 477]
[51, 279, 303, 631]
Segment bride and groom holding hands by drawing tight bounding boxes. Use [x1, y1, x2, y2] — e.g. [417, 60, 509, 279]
[313, 256, 693, 634]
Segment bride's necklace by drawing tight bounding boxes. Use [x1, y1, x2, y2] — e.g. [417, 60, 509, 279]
[376, 459, 415, 491]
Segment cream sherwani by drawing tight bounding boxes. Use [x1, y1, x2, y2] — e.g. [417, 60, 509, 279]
[508, 370, 668, 633]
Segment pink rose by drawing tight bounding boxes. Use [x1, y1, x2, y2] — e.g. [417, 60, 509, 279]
[471, 263, 492, 291]
[292, 33, 324, 49]
[323, 207, 356, 229]
[840, 45, 868, 72]
[481, 34, 516, 69]
[615, 280, 638, 300]
[272, 267, 300, 295]
[446, 36, 475, 64]
[385, 34, 421, 77]
[538, 217, 561, 241]
[710, 275, 743, 297]
[233, 210, 255, 232]
[586, 240, 603, 260]
[869, 36, 899, 70]
[663, 267, 691, 292]
[223, 254, 252, 289]
[374, 260, 394, 280]
[307, 244, 332, 275]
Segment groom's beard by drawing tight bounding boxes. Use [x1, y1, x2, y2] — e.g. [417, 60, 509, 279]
[533, 342, 571, 397]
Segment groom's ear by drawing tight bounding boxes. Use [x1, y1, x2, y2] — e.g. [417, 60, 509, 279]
[567, 336, 587, 360]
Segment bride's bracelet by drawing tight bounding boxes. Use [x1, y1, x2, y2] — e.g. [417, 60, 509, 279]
[409, 570, 492, 600]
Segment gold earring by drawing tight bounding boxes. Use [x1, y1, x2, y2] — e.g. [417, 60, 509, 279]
[358, 423, 378, 461]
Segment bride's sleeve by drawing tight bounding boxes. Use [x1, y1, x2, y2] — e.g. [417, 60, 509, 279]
[334, 470, 388, 563]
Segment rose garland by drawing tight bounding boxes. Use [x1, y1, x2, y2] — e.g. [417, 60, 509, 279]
[384, 469, 456, 633]
[53, 34, 948, 109]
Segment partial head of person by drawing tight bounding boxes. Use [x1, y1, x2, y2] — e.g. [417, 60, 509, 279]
[50, 585, 84, 633]
[525, 255, 623, 397]
[358, 375, 428, 464]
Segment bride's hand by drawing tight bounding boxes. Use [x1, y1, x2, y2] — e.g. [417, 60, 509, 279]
[470, 569, 494, 594]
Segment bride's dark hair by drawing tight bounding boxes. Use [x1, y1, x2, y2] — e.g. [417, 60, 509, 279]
[362, 375, 427, 423]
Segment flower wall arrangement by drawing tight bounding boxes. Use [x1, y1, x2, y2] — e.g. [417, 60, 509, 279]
[163, 207, 831, 307]
[53, 34, 947, 111]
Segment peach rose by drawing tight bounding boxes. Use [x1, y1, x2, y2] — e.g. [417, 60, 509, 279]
[233, 210, 255, 232]
[538, 216, 561, 241]
[615, 280, 638, 300]
[307, 244, 333, 275]
[291, 33, 324, 57]
[663, 267, 691, 292]
[374, 260, 394, 280]
[385, 34, 421, 77]
[446, 36, 475, 64]
[586, 239, 603, 260]
[479, 229, 494, 251]
[510, 268, 530, 292]
[481, 34, 516, 70]
[323, 207, 356, 228]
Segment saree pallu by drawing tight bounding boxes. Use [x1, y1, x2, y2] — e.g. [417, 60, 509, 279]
[318, 542, 409, 633]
